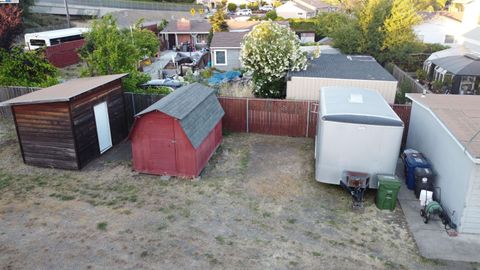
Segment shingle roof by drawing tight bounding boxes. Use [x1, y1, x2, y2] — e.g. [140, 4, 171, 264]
[210, 31, 248, 48]
[294, 0, 332, 10]
[136, 83, 224, 148]
[0, 74, 128, 106]
[161, 19, 211, 33]
[289, 54, 396, 81]
[407, 93, 480, 161]
[430, 54, 480, 76]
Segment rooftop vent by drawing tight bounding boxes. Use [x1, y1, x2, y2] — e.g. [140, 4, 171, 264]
[347, 55, 376, 62]
[349, 94, 363, 104]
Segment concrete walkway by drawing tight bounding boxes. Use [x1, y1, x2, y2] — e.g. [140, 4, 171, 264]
[396, 160, 480, 262]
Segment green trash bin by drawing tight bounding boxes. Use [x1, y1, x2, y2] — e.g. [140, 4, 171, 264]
[376, 174, 401, 211]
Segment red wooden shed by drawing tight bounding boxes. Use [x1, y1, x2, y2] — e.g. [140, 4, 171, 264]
[129, 83, 224, 177]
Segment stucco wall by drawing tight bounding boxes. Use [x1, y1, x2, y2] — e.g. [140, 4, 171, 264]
[211, 48, 241, 71]
[406, 102, 475, 233]
[286, 77, 398, 103]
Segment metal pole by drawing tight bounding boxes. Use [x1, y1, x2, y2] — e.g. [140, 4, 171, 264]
[306, 101, 310, 137]
[246, 98, 249, 133]
[63, 0, 71, 28]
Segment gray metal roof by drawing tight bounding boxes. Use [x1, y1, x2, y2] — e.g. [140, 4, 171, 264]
[0, 74, 128, 106]
[289, 54, 397, 81]
[136, 83, 224, 148]
[431, 54, 480, 76]
[210, 31, 248, 48]
[320, 87, 403, 127]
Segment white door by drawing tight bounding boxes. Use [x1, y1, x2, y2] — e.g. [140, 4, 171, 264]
[93, 102, 113, 154]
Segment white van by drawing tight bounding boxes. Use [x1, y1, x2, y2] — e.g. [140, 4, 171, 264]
[24, 27, 89, 50]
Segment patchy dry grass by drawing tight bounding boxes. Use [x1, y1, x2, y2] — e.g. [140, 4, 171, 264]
[0, 120, 474, 270]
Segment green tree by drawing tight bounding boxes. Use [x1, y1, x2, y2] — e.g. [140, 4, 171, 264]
[313, 12, 351, 37]
[383, 0, 421, 51]
[79, 15, 159, 92]
[227, 2, 237, 12]
[209, 4, 228, 32]
[0, 47, 58, 87]
[265, 10, 277, 20]
[241, 21, 307, 98]
[356, 0, 391, 57]
[330, 18, 362, 54]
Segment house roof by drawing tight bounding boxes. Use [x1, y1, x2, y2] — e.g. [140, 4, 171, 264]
[135, 83, 224, 148]
[0, 74, 128, 106]
[430, 54, 480, 76]
[407, 93, 480, 162]
[463, 27, 480, 42]
[210, 31, 248, 48]
[278, 1, 315, 12]
[226, 20, 289, 31]
[289, 54, 396, 81]
[320, 87, 403, 127]
[294, 0, 332, 10]
[161, 19, 211, 33]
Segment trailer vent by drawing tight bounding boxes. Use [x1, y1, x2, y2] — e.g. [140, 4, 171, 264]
[349, 94, 363, 104]
[347, 55, 376, 62]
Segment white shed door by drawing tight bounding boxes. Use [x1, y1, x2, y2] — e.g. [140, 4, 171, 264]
[93, 102, 113, 154]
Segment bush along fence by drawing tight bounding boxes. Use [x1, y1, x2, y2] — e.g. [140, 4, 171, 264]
[124, 93, 412, 142]
[0, 87, 40, 118]
[386, 63, 429, 95]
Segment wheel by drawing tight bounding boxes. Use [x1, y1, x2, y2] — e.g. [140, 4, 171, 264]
[420, 209, 426, 217]
[423, 213, 429, 224]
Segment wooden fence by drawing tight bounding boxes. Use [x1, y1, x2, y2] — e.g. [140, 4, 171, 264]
[387, 63, 429, 94]
[0, 86, 40, 118]
[124, 93, 411, 141]
[44, 40, 86, 68]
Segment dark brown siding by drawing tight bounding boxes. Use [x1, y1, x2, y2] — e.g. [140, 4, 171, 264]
[70, 80, 128, 168]
[13, 102, 78, 169]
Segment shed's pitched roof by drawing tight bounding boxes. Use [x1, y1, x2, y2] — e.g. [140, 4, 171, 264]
[0, 74, 128, 106]
[430, 54, 480, 76]
[407, 93, 480, 161]
[320, 87, 403, 126]
[161, 19, 211, 33]
[289, 54, 396, 81]
[210, 31, 248, 48]
[136, 83, 224, 148]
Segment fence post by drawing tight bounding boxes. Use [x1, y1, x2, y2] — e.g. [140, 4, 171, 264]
[131, 93, 136, 115]
[246, 98, 249, 133]
[306, 101, 310, 137]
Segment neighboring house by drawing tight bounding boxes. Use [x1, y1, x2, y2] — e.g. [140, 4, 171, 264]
[413, 12, 462, 46]
[160, 19, 210, 50]
[406, 93, 480, 234]
[197, 0, 272, 9]
[423, 27, 480, 95]
[296, 30, 316, 43]
[286, 54, 398, 103]
[210, 31, 247, 71]
[453, 0, 480, 33]
[276, 0, 334, 19]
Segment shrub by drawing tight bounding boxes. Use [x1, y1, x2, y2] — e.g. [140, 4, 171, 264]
[227, 3, 237, 12]
[247, 2, 258, 10]
[432, 80, 443, 92]
[265, 10, 277, 20]
[395, 80, 413, 104]
[415, 69, 427, 81]
[239, 3, 246, 9]
[200, 68, 213, 78]
[145, 86, 173, 95]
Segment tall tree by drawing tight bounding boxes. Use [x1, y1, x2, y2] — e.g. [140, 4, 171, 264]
[209, 4, 228, 32]
[0, 4, 23, 49]
[383, 0, 421, 51]
[79, 15, 159, 92]
[241, 21, 307, 98]
[356, 0, 391, 57]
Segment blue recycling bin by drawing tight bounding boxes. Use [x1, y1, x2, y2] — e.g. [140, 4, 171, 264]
[404, 153, 431, 190]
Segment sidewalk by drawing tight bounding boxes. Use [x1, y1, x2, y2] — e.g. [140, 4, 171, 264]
[396, 160, 480, 262]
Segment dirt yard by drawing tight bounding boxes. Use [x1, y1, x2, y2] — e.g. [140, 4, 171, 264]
[0, 119, 477, 270]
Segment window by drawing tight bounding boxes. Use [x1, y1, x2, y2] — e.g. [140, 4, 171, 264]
[196, 34, 209, 44]
[50, 34, 84, 46]
[29, 39, 46, 46]
[444, 35, 455, 44]
[214, 50, 227, 65]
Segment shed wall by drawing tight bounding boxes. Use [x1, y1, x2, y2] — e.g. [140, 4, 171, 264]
[12, 102, 78, 169]
[211, 48, 241, 71]
[463, 165, 480, 233]
[70, 80, 127, 168]
[286, 77, 398, 103]
[406, 102, 474, 232]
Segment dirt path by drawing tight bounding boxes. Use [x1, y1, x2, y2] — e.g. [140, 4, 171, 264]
[0, 120, 477, 270]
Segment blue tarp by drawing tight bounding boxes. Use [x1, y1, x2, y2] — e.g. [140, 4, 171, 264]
[208, 71, 241, 85]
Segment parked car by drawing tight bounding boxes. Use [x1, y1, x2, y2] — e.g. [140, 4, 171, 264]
[259, 5, 274, 11]
[236, 9, 252, 16]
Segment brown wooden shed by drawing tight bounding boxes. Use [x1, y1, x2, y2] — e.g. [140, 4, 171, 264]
[1, 74, 129, 170]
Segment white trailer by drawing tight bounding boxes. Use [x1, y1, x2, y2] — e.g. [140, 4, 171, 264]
[24, 27, 89, 50]
[315, 87, 404, 188]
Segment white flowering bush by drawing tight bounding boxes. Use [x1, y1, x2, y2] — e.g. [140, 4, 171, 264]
[240, 21, 307, 98]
